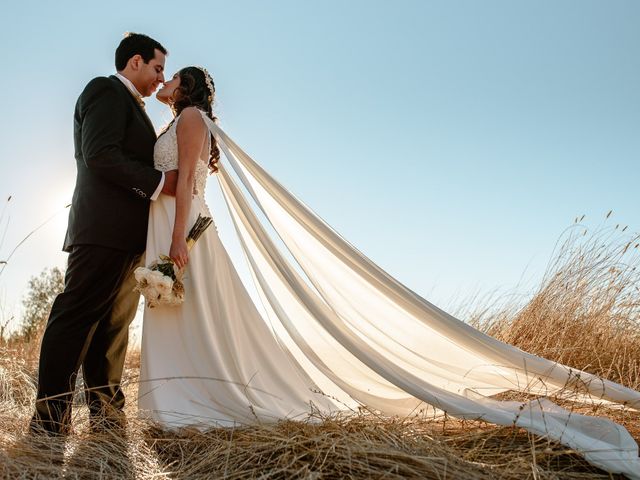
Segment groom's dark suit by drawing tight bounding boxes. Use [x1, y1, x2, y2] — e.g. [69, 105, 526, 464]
[32, 75, 162, 434]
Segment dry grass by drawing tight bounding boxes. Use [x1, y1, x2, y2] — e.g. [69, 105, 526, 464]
[1, 219, 639, 479]
[472, 219, 640, 391]
[2, 353, 634, 480]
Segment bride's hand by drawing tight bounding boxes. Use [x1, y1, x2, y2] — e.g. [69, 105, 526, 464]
[170, 238, 189, 270]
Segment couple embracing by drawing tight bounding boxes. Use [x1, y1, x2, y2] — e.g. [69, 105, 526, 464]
[31, 32, 333, 436]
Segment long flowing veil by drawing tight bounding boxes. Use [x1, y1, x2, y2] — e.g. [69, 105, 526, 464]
[201, 115, 640, 478]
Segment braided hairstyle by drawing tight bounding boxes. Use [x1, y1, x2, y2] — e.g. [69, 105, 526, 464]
[162, 66, 220, 173]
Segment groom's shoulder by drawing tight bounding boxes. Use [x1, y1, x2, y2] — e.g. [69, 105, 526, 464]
[82, 76, 120, 95]
[79, 76, 122, 101]
[76, 77, 125, 111]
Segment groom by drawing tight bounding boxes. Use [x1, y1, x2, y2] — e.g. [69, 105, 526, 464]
[30, 33, 177, 436]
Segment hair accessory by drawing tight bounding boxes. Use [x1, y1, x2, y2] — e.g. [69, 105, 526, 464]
[195, 66, 215, 105]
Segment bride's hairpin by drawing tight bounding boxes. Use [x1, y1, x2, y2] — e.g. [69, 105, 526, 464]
[195, 66, 215, 105]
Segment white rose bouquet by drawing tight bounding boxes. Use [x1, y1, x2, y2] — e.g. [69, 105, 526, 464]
[134, 214, 213, 308]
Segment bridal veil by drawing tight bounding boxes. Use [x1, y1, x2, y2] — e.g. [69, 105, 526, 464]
[200, 115, 640, 478]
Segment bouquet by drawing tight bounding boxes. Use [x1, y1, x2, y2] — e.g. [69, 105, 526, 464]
[134, 214, 213, 308]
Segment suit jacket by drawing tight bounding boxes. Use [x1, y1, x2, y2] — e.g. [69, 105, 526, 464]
[63, 75, 162, 254]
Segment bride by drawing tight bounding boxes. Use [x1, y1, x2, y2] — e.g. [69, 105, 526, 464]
[138, 66, 640, 477]
[138, 67, 337, 426]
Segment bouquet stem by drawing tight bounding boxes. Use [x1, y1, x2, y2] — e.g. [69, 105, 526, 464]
[187, 215, 213, 247]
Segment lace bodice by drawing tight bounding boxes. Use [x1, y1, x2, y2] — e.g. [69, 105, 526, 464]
[154, 111, 210, 198]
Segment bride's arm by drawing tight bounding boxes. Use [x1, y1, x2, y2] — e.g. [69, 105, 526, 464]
[170, 107, 207, 269]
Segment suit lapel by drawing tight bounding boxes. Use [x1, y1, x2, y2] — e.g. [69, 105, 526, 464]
[109, 76, 157, 139]
[133, 101, 158, 139]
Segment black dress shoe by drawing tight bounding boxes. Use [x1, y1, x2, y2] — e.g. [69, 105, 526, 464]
[29, 416, 70, 439]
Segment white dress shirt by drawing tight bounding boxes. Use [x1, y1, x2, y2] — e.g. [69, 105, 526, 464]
[114, 73, 165, 201]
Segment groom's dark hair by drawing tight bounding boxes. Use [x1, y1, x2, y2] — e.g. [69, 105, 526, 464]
[115, 32, 167, 71]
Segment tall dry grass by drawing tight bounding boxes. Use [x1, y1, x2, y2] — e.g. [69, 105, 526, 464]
[472, 218, 640, 391]
[1, 218, 639, 479]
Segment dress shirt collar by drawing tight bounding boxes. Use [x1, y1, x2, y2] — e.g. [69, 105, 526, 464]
[115, 72, 145, 106]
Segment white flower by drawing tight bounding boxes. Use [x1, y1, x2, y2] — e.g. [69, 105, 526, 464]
[148, 270, 166, 286]
[134, 267, 151, 282]
[156, 277, 174, 294]
[145, 286, 160, 300]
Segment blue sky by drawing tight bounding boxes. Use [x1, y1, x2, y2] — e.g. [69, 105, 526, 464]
[0, 1, 638, 333]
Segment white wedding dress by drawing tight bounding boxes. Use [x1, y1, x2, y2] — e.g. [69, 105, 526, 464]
[139, 110, 640, 478]
[138, 114, 338, 427]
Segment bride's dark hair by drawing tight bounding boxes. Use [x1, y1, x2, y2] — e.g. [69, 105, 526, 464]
[164, 66, 220, 173]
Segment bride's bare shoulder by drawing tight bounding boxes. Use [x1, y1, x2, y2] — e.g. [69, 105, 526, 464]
[177, 107, 206, 128]
[176, 107, 207, 144]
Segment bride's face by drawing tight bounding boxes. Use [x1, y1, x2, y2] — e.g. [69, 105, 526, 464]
[156, 72, 181, 105]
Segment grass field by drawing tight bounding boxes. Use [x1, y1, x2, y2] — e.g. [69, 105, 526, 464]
[1, 221, 639, 479]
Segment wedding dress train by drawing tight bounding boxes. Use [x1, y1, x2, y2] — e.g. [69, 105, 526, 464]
[139, 110, 640, 478]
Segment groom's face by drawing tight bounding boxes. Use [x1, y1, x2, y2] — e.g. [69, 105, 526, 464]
[133, 48, 166, 97]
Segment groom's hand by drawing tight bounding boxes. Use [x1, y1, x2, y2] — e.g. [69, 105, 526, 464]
[161, 170, 179, 196]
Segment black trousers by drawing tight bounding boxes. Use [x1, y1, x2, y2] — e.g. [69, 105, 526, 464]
[31, 245, 141, 434]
